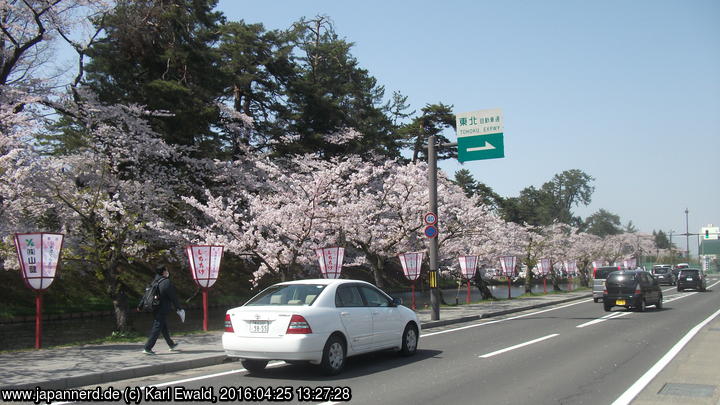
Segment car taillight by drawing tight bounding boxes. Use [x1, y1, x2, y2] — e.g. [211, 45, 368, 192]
[603, 287, 608, 295]
[224, 313, 234, 333]
[593, 268, 597, 278]
[286, 314, 312, 334]
[635, 284, 641, 294]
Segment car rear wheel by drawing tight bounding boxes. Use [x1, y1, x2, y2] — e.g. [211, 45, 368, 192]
[399, 323, 419, 356]
[593, 298, 599, 303]
[677, 287, 683, 292]
[636, 298, 646, 312]
[656, 294, 663, 309]
[241, 359, 268, 373]
[603, 302, 612, 312]
[320, 335, 346, 376]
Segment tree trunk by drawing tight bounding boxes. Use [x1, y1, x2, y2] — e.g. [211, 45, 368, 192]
[524, 271, 534, 294]
[474, 274, 495, 300]
[551, 271, 562, 291]
[112, 291, 132, 333]
[106, 268, 132, 333]
[372, 255, 384, 288]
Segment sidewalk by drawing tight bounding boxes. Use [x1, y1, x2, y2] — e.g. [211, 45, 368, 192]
[0, 290, 590, 390]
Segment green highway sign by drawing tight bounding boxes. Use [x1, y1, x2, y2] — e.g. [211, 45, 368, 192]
[456, 108, 505, 162]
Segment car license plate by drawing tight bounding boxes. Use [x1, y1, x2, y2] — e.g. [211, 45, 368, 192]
[686, 277, 693, 281]
[616, 299, 626, 306]
[250, 321, 269, 333]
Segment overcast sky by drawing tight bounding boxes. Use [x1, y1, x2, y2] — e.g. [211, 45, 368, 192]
[220, 1, 719, 253]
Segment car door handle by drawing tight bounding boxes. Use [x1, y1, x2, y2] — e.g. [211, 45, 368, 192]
[372, 311, 380, 315]
[341, 312, 350, 317]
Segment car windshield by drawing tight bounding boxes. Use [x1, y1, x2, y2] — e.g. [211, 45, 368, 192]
[607, 272, 636, 285]
[245, 284, 326, 306]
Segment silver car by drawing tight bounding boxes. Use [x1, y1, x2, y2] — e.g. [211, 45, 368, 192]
[593, 266, 624, 302]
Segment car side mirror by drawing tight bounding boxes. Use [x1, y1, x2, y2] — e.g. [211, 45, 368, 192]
[391, 297, 402, 307]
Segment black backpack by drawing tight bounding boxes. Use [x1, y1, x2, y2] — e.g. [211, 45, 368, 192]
[138, 278, 163, 312]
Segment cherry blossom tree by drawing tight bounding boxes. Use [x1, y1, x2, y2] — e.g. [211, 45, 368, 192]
[1, 87, 200, 332]
[178, 154, 362, 285]
[338, 161, 428, 287]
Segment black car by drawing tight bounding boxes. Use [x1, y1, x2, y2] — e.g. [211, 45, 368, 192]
[677, 269, 707, 292]
[652, 266, 675, 285]
[603, 270, 663, 312]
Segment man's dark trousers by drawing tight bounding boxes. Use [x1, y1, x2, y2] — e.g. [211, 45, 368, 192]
[144, 310, 175, 351]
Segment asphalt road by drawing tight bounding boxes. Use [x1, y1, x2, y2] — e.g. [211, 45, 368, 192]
[71, 280, 719, 405]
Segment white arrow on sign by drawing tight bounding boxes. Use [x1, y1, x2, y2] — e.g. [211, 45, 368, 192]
[467, 142, 496, 152]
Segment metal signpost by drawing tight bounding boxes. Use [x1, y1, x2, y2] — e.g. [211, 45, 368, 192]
[399, 252, 425, 310]
[459, 255, 478, 304]
[186, 245, 224, 331]
[13, 232, 64, 349]
[316, 247, 345, 279]
[425, 108, 505, 320]
[499, 255, 517, 299]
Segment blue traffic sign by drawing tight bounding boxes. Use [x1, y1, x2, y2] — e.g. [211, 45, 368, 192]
[424, 225, 438, 239]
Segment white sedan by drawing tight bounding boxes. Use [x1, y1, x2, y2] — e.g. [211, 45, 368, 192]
[222, 278, 420, 375]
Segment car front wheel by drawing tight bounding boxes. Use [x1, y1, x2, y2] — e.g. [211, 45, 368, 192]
[320, 335, 346, 376]
[399, 323, 419, 356]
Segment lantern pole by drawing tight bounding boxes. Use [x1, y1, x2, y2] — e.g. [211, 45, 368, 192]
[198, 288, 206, 331]
[35, 292, 43, 349]
[411, 281, 416, 310]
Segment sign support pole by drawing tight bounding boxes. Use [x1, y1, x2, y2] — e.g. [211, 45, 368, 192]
[466, 280, 471, 304]
[35, 292, 43, 349]
[202, 289, 209, 331]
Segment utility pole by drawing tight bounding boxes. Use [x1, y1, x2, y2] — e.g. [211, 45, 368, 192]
[685, 208, 690, 259]
[428, 135, 440, 321]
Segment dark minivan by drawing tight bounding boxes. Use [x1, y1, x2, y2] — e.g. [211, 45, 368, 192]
[677, 269, 707, 292]
[603, 270, 663, 312]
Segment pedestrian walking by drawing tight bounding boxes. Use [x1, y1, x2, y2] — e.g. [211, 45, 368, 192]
[142, 265, 184, 355]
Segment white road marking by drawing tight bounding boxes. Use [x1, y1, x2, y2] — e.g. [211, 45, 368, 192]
[612, 306, 720, 405]
[422, 299, 590, 338]
[479, 334, 559, 358]
[576, 311, 632, 328]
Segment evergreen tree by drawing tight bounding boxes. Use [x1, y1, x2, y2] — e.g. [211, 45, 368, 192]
[275, 16, 401, 160]
[84, 0, 226, 154]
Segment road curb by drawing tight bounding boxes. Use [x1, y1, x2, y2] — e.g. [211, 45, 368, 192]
[420, 293, 591, 329]
[1, 355, 232, 390]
